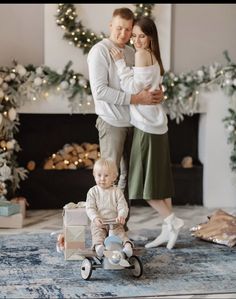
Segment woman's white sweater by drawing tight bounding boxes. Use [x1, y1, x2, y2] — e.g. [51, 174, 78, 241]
[115, 59, 168, 134]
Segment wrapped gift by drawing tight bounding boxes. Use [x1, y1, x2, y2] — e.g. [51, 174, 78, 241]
[63, 201, 89, 226]
[10, 197, 29, 218]
[0, 213, 23, 228]
[0, 201, 21, 216]
[64, 225, 85, 260]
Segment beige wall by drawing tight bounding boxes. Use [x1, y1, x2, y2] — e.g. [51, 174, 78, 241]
[172, 4, 236, 72]
[0, 4, 44, 66]
[0, 4, 235, 73]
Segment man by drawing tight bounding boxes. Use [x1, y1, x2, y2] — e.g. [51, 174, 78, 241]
[87, 7, 164, 239]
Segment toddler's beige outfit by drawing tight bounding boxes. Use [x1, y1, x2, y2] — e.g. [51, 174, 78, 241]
[86, 185, 132, 249]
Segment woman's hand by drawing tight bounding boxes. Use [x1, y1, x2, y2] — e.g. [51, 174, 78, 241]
[110, 47, 124, 62]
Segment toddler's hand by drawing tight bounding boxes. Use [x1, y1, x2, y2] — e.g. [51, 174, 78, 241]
[94, 217, 103, 227]
[110, 47, 124, 61]
[116, 216, 126, 225]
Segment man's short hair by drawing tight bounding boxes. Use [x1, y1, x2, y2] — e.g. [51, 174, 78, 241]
[113, 7, 134, 21]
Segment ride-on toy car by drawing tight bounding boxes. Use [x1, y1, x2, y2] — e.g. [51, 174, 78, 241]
[77, 219, 144, 280]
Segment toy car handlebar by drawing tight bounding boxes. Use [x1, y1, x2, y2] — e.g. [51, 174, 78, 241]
[102, 218, 118, 225]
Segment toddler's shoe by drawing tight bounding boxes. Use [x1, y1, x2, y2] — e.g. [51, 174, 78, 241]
[95, 244, 105, 257]
[123, 243, 133, 258]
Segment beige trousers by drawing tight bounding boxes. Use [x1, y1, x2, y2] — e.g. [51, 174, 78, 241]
[95, 117, 133, 229]
[90, 222, 132, 249]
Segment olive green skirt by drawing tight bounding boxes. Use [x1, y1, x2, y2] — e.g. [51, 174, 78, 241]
[128, 128, 175, 200]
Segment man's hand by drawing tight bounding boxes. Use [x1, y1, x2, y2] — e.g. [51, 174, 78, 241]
[131, 85, 164, 105]
[93, 217, 103, 227]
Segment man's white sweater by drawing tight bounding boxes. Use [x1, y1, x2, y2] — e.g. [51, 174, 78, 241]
[87, 38, 135, 127]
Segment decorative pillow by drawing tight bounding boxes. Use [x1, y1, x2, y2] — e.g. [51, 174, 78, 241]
[190, 209, 236, 247]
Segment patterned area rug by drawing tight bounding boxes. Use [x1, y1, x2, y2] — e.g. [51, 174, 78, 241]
[0, 229, 235, 298]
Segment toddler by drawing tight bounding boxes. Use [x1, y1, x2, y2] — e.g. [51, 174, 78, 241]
[86, 158, 133, 258]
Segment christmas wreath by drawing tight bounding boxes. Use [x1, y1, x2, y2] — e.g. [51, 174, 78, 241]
[56, 3, 155, 54]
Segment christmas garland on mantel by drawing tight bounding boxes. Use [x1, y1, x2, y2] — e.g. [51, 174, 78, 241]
[0, 4, 236, 203]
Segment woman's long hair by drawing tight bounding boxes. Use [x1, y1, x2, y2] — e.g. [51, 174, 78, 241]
[134, 17, 164, 76]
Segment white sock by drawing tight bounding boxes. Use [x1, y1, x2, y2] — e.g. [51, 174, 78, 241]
[95, 244, 105, 257]
[123, 243, 133, 258]
[145, 223, 169, 249]
[166, 216, 184, 250]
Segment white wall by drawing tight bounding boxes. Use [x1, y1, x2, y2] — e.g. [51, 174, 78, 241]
[198, 89, 236, 208]
[172, 4, 236, 72]
[0, 4, 44, 66]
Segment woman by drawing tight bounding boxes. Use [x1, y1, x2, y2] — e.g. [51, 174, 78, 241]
[110, 16, 184, 250]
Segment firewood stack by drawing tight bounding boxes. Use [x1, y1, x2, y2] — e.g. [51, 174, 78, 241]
[43, 142, 100, 170]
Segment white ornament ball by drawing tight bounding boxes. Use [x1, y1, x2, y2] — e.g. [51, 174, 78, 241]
[0, 163, 11, 180]
[36, 67, 43, 75]
[10, 73, 16, 80]
[16, 64, 27, 76]
[69, 78, 76, 85]
[2, 82, 8, 91]
[60, 81, 69, 90]
[4, 75, 11, 82]
[8, 108, 17, 121]
[34, 77, 42, 86]
[227, 125, 234, 132]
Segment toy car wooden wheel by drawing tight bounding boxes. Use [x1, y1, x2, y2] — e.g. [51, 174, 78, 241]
[81, 258, 93, 280]
[129, 255, 143, 278]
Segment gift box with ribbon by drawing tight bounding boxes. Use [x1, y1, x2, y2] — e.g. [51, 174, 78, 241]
[0, 201, 21, 217]
[10, 197, 29, 219]
[0, 212, 23, 228]
[63, 201, 89, 226]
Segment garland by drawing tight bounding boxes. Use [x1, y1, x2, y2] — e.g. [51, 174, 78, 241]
[0, 4, 236, 202]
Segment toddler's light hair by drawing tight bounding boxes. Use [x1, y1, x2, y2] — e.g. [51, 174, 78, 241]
[93, 158, 118, 181]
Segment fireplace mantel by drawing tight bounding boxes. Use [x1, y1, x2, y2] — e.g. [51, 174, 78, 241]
[17, 94, 95, 114]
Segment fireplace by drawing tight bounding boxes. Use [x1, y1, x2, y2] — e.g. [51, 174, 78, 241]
[14, 113, 203, 208]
